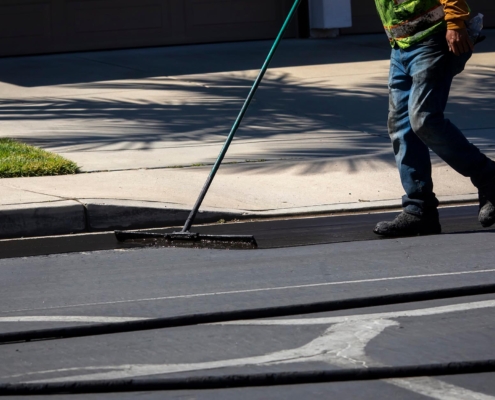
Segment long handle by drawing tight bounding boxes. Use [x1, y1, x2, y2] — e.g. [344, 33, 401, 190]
[181, 0, 302, 233]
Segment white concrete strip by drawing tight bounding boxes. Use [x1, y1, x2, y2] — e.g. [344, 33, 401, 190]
[18, 309, 495, 399]
[4, 299, 494, 326]
[19, 320, 399, 383]
[387, 377, 495, 400]
[220, 299, 495, 326]
[4, 268, 495, 314]
[0, 316, 150, 323]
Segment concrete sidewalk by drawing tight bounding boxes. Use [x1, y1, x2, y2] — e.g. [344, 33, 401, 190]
[1, 32, 494, 238]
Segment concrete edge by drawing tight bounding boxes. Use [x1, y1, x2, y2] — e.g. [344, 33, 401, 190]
[0, 194, 479, 240]
[0, 200, 86, 240]
[83, 199, 240, 231]
[243, 194, 479, 219]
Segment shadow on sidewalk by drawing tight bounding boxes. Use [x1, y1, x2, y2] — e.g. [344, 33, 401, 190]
[0, 35, 392, 87]
[0, 73, 391, 152]
[0, 32, 493, 174]
[0, 31, 493, 87]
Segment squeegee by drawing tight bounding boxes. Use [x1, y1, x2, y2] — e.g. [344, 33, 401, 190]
[115, 0, 302, 249]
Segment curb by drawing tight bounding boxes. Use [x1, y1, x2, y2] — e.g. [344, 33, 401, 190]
[0, 201, 86, 239]
[0, 194, 479, 240]
[84, 199, 240, 231]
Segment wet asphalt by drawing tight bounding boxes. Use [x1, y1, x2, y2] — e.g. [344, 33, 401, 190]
[1, 206, 494, 398]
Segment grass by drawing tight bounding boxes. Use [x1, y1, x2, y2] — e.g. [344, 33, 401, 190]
[0, 138, 78, 178]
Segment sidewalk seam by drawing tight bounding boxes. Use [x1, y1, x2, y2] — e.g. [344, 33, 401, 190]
[74, 200, 91, 233]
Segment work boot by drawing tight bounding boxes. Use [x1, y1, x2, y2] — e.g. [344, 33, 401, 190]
[478, 183, 495, 228]
[373, 210, 441, 237]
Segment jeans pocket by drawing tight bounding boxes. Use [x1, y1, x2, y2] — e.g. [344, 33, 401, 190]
[450, 50, 472, 76]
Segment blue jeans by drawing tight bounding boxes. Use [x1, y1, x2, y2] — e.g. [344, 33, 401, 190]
[388, 32, 495, 215]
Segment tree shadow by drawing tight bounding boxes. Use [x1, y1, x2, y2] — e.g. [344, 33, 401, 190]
[0, 73, 391, 149]
[0, 33, 494, 175]
[0, 35, 393, 87]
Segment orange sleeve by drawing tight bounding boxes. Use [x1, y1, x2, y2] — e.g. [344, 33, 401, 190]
[440, 0, 470, 30]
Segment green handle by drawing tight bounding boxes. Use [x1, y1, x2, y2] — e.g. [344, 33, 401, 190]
[181, 0, 302, 233]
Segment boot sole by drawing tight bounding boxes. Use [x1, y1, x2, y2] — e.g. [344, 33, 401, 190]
[480, 220, 495, 228]
[373, 227, 442, 237]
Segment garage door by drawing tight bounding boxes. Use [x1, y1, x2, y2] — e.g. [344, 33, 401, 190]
[0, 0, 297, 57]
[341, 0, 495, 35]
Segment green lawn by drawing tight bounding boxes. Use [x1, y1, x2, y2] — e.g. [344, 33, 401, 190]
[0, 138, 78, 178]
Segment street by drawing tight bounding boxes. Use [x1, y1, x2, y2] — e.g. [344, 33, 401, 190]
[0, 2, 493, 398]
[1, 207, 494, 398]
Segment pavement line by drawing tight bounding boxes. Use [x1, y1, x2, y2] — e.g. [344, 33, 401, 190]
[220, 299, 495, 325]
[3, 268, 495, 314]
[0, 316, 149, 323]
[2, 299, 495, 328]
[387, 377, 495, 400]
[24, 320, 399, 383]
[13, 299, 495, 400]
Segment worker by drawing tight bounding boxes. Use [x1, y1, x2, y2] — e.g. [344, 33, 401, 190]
[372, 0, 495, 236]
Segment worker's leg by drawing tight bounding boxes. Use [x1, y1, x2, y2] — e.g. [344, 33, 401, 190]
[373, 45, 441, 236]
[406, 32, 495, 228]
[388, 45, 439, 217]
[407, 33, 495, 192]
